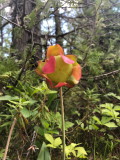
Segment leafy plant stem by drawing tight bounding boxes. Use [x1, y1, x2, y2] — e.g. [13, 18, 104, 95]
[60, 87, 65, 160]
[3, 118, 17, 160]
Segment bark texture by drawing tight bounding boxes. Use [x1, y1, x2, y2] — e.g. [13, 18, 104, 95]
[11, 0, 42, 59]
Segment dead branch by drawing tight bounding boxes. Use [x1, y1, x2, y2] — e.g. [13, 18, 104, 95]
[3, 118, 17, 160]
[82, 69, 120, 81]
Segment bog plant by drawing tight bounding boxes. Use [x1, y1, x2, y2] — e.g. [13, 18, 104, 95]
[35, 44, 83, 160]
[35, 44, 82, 88]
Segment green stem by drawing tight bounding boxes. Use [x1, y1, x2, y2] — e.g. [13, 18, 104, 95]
[60, 87, 65, 160]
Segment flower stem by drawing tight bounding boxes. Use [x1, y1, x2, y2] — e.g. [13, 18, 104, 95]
[60, 87, 65, 160]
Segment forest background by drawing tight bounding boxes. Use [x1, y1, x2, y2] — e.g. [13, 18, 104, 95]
[0, 0, 120, 159]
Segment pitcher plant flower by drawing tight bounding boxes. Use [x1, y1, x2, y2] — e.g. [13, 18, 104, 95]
[35, 44, 82, 88]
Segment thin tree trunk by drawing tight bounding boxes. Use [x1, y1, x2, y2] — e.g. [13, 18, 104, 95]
[54, 5, 63, 46]
[11, 0, 42, 59]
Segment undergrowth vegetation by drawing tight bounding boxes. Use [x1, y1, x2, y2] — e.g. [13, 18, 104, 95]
[0, 51, 120, 159]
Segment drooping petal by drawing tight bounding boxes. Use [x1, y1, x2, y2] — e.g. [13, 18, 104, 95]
[35, 61, 45, 75]
[72, 64, 82, 81]
[45, 76, 54, 88]
[35, 68, 42, 76]
[35, 70, 54, 88]
[42, 56, 56, 74]
[54, 82, 73, 88]
[61, 55, 74, 64]
[35, 60, 54, 87]
[47, 44, 64, 58]
[67, 64, 82, 85]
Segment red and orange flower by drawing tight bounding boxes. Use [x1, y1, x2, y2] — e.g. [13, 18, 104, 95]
[35, 44, 82, 88]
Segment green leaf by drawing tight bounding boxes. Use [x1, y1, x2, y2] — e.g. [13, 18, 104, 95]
[37, 142, 51, 160]
[65, 146, 71, 158]
[34, 126, 45, 136]
[41, 119, 49, 129]
[92, 116, 101, 124]
[101, 109, 112, 116]
[46, 144, 55, 148]
[54, 137, 62, 147]
[0, 121, 11, 128]
[101, 116, 112, 124]
[65, 121, 74, 131]
[101, 109, 119, 118]
[87, 124, 99, 130]
[21, 107, 38, 118]
[106, 93, 120, 100]
[70, 143, 79, 148]
[0, 149, 5, 158]
[45, 134, 62, 148]
[44, 134, 54, 144]
[65, 143, 81, 158]
[114, 105, 120, 111]
[104, 122, 118, 128]
[47, 130, 59, 135]
[0, 95, 19, 101]
[32, 82, 57, 95]
[100, 103, 113, 109]
[22, 99, 37, 106]
[75, 147, 87, 158]
[20, 108, 31, 118]
[47, 93, 57, 107]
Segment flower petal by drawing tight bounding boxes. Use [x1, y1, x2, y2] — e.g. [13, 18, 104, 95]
[45, 76, 54, 88]
[35, 61, 45, 75]
[54, 82, 73, 88]
[35, 45, 82, 89]
[47, 44, 64, 58]
[42, 56, 56, 74]
[66, 55, 77, 62]
[35, 66, 54, 88]
[47, 55, 73, 83]
[67, 64, 82, 85]
[41, 75, 54, 88]
[61, 55, 74, 64]
[72, 64, 82, 81]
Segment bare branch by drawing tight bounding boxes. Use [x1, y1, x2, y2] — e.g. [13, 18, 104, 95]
[82, 69, 120, 81]
[3, 118, 17, 160]
[0, 15, 20, 27]
[93, 69, 120, 80]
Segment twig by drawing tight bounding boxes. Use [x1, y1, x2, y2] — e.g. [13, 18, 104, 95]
[3, 118, 17, 160]
[58, 27, 86, 38]
[0, 15, 89, 39]
[93, 69, 120, 80]
[0, 14, 55, 39]
[17, 151, 21, 160]
[0, 15, 21, 27]
[60, 87, 65, 160]
[81, 69, 120, 81]
[26, 131, 37, 160]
